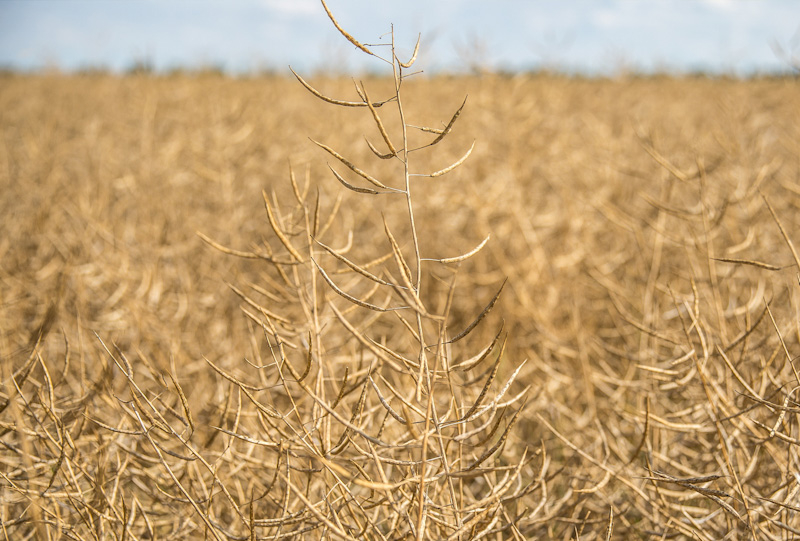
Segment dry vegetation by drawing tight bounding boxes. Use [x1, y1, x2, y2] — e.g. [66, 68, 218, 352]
[2, 14, 800, 540]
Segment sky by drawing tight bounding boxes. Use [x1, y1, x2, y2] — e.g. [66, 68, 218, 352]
[0, 0, 798, 76]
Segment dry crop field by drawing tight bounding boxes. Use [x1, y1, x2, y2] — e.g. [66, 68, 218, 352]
[2, 58, 800, 539]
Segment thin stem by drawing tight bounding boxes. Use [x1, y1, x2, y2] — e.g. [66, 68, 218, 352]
[387, 26, 435, 541]
[387, 27, 429, 395]
[391, 33, 422, 294]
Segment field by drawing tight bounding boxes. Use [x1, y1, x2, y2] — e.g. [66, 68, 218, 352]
[1, 68, 800, 540]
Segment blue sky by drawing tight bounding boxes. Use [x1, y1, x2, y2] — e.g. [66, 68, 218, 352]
[1, 0, 798, 75]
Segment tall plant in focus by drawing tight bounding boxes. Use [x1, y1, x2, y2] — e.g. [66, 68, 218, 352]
[203, 2, 535, 538]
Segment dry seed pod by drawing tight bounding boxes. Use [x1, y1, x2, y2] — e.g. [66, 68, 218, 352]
[365, 137, 396, 160]
[226, 282, 292, 325]
[167, 369, 194, 434]
[289, 165, 304, 205]
[311, 190, 321, 236]
[606, 508, 614, 541]
[263, 190, 304, 263]
[424, 141, 475, 178]
[448, 278, 507, 343]
[311, 139, 393, 190]
[312, 258, 393, 312]
[330, 367, 349, 409]
[711, 257, 784, 271]
[453, 322, 505, 371]
[464, 399, 526, 471]
[369, 377, 407, 424]
[315, 238, 395, 287]
[427, 234, 490, 264]
[762, 192, 800, 272]
[356, 81, 397, 157]
[367, 338, 418, 370]
[381, 217, 414, 286]
[399, 34, 421, 68]
[196, 232, 263, 260]
[425, 96, 468, 147]
[458, 335, 507, 422]
[330, 304, 408, 372]
[455, 407, 503, 443]
[297, 332, 313, 382]
[328, 165, 380, 195]
[320, 0, 375, 57]
[290, 67, 385, 108]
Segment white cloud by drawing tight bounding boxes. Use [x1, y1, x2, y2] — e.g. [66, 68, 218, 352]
[593, 8, 625, 28]
[701, 0, 735, 11]
[259, 0, 317, 17]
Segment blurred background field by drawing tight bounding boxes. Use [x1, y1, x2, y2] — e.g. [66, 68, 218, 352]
[1, 72, 800, 538]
